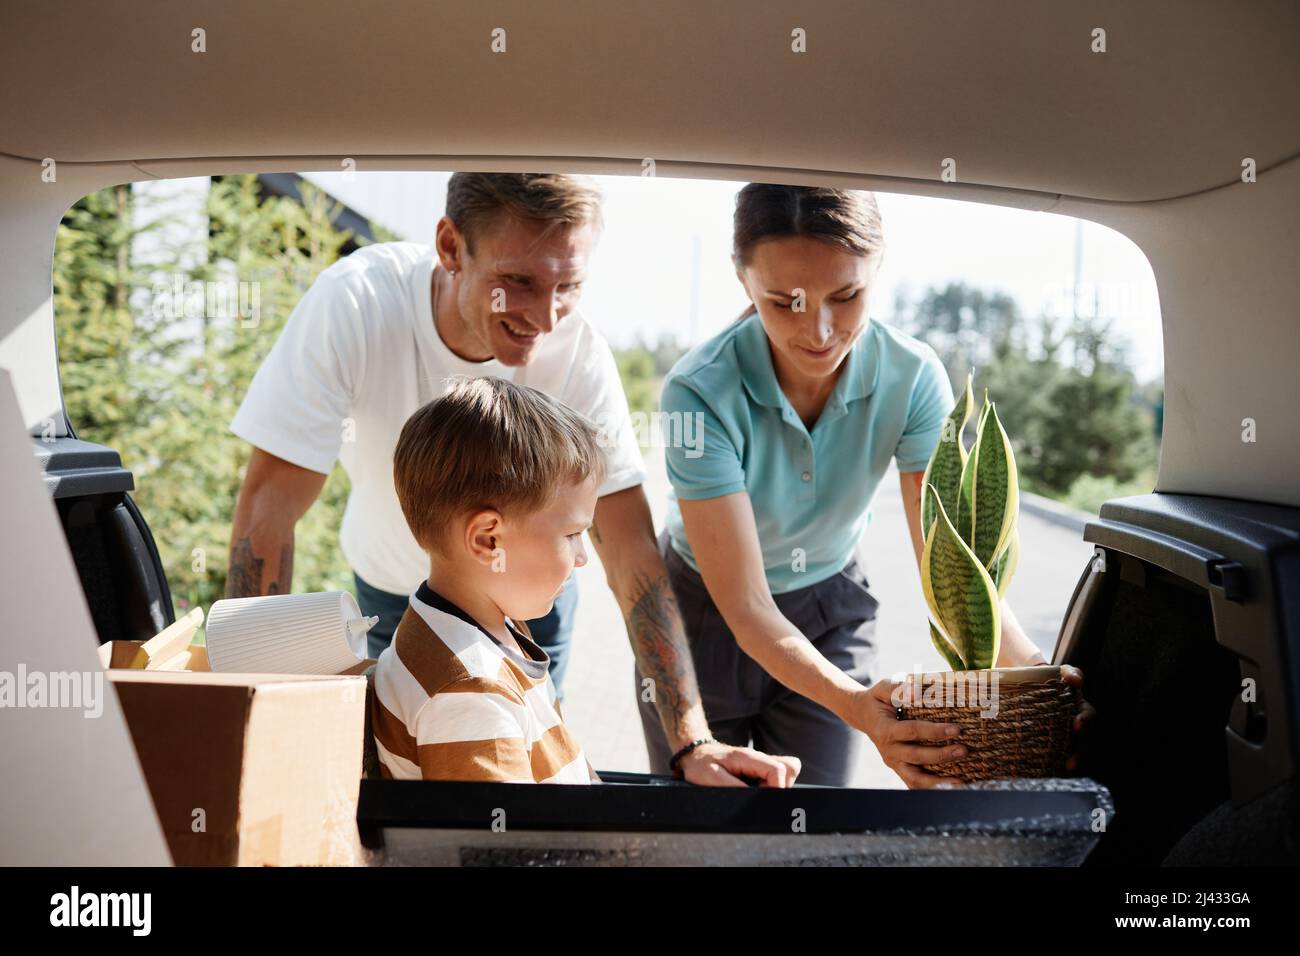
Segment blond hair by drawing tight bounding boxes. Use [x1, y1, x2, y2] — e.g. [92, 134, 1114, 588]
[394, 376, 607, 554]
[445, 173, 604, 253]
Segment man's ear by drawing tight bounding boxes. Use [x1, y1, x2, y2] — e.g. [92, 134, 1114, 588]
[433, 216, 465, 274]
[463, 508, 503, 568]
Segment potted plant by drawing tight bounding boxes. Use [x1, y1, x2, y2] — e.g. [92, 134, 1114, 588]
[895, 372, 1079, 780]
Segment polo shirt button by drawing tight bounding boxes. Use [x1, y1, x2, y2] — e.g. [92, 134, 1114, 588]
[802, 471, 812, 482]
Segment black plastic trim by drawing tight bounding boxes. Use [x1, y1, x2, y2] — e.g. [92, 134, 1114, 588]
[31, 435, 134, 499]
[357, 775, 1107, 844]
[1081, 492, 1300, 803]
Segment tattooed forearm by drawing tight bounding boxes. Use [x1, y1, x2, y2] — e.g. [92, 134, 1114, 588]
[226, 538, 293, 598]
[589, 491, 711, 746]
[268, 543, 292, 594]
[226, 538, 262, 597]
[624, 567, 704, 743]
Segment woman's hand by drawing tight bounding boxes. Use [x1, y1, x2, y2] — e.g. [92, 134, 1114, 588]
[677, 741, 803, 787]
[854, 667, 1096, 786]
[1059, 664, 1097, 773]
[853, 679, 969, 789]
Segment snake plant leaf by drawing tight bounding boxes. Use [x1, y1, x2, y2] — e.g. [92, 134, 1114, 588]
[920, 491, 969, 668]
[929, 620, 968, 671]
[919, 485, 947, 633]
[966, 401, 1018, 568]
[921, 482, 1002, 670]
[956, 436, 977, 546]
[920, 371, 974, 539]
[978, 388, 992, 428]
[955, 391, 995, 546]
[990, 525, 1020, 598]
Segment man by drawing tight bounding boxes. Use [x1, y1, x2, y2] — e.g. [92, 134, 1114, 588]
[226, 172, 798, 787]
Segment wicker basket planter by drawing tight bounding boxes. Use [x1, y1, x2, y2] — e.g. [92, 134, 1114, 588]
[895, 665, 1079, 781]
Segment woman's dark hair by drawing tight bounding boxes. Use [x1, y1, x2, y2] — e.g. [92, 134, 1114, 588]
[730, 184, 885, 322]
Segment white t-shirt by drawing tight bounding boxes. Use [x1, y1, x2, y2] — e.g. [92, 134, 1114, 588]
[231, 241, 646, 595]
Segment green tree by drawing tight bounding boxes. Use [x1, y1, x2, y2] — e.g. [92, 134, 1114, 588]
[614, 333, 687, 419]
[55, 175, 365, 617]
[615, 348, 657, 418]
[1024, 314, 1155, 494]
[897, 281, 1023, 387]
[895, 283, 1161, 500]
[55, 183, 176, 441]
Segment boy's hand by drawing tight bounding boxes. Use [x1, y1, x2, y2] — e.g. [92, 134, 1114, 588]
[678, 741, 801, 787]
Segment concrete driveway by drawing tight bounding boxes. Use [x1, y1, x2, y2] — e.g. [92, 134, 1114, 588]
[563, 448, 1096, 788]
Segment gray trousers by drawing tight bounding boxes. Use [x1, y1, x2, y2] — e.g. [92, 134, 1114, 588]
[636, 530, 879, 787]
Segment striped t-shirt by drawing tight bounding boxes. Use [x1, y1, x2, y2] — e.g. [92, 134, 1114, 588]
[371, 582, 593, 784]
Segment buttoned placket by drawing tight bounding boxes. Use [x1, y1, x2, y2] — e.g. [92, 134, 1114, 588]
[782, 394, 851, 503]
[778, 406, 815, 502]
[741, 314, 875, 510]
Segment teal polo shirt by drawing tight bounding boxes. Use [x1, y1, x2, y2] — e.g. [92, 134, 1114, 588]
[661, 311, 955, 594]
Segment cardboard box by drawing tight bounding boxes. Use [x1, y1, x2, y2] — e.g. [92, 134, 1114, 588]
[97, 639, 374, 677]
[98, 640, 211, 672]
[108, 669, 370, 866]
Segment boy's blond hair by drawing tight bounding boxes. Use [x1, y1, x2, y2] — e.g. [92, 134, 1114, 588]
[394, 376, 607, 554]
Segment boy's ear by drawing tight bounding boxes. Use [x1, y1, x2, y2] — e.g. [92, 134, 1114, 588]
[464, 508, 503, 567]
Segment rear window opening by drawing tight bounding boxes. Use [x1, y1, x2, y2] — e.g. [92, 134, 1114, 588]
[52, 169, 1165, 790]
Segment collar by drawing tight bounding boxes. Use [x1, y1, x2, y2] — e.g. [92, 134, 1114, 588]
[734, 310, 880, 413]
[414, 581, 547, 666]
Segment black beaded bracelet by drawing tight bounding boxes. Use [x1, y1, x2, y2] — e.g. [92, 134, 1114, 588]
[669, 737, 716, 776]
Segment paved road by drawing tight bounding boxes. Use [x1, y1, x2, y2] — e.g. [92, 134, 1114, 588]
[562, 448, 1096, 788]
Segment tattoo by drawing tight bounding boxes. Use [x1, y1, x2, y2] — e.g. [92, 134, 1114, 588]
[226, 538, 293, 598]
[269, 544, 293, 594]
[226, 538, 262, 597]
[624, 568, 701, 741]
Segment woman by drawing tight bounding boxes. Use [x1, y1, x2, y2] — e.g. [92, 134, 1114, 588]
[635, 184, 1087, 788]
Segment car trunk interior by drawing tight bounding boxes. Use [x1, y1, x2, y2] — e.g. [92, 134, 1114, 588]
[1073, 495, 1300, 864]
[2, 0, 1296, 865]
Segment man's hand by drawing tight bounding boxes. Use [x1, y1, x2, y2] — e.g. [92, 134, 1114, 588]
[855, 678, 968, 789]
[677, 742, 802, 788]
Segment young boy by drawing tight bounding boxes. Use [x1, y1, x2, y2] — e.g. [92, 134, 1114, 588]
[371, 376, 605, 784]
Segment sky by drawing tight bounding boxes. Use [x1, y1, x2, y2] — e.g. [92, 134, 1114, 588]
[299, 170, 1166, 381]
